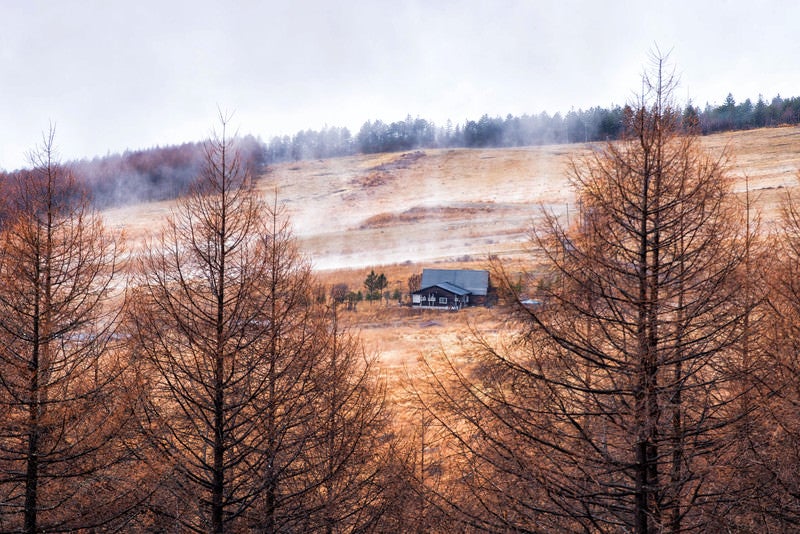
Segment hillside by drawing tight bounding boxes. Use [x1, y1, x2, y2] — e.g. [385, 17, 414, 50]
[99, 126, 800, 373]
[103, 125, 800, 273]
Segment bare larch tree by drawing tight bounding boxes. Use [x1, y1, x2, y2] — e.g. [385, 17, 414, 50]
[418, 54, 753, 533]
[129, 117, 290, 533]
[0, 130, 141, 533]
[129, 116, 399, 533]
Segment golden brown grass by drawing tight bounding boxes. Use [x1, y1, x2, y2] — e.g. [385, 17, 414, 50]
[103, 126, 800, 370]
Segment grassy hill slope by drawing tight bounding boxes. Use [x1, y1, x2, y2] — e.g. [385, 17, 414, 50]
[104, 125, 800, 272]
[101, 126, 800, 368]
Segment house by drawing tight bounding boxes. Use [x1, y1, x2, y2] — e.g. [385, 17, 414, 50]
[411, 269, 490, 309]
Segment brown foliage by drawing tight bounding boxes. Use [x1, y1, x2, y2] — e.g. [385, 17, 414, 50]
[415, 53, 759, 533]
[0, 129, 145, 533]
[127, 116, 404, 533]
[128, 118, 308, 532]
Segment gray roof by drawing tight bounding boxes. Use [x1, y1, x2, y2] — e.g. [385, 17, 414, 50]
[420, 269, 489, 296]
[413, 282, 471, 297]
[434, 282, 471, 296]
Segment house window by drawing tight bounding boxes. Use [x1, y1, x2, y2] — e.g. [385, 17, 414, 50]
[439, 297, 448, 305]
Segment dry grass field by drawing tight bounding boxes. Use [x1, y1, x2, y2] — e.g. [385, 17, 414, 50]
[103, 126, 800, 372]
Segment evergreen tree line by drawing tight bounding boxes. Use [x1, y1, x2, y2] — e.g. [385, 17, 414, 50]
[687, 92, 800, 133]
[5, 91, 797, 209]
[266, 91, 800, 160]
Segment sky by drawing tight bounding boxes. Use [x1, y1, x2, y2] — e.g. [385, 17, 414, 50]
[1, 0, 798, 171]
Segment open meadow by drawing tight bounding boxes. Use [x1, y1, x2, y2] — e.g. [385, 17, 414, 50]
[103, 125, 800, 373]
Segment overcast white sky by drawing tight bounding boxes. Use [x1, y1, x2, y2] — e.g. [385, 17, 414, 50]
[1, 0, 798, 170]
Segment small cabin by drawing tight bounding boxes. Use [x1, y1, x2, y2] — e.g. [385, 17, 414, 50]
[411, 269, 490, 310]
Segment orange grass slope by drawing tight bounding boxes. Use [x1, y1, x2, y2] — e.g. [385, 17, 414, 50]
[99, 126, 800, 374]
[102, 125, 800, 272]
[256, 125, 800, 271]
[260, 145, 580, 270]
